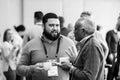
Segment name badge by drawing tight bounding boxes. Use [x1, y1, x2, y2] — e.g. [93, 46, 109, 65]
[48, 66, 58, 77]
[43, 62, 52, 70]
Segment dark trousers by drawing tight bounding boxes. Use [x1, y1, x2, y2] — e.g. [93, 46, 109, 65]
[4, 67, 16, 80]
[16, 74, 23, 80]
[107, 59, 119, 80]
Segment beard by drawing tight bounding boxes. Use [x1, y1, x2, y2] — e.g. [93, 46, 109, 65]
[43, 29, 60, 41]
[75, 36, 82, 42]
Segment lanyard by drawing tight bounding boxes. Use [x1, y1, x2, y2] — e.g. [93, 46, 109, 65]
[41, 36, 62, 58]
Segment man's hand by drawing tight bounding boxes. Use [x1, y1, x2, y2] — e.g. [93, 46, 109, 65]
[32, 63, 44, 72]
[59, 61, 72, 71]
[34, 62, 53, 71]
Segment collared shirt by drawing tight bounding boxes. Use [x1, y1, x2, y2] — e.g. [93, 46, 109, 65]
[17, 35, 78, 80]
[71, 35, 104, 80]
[76, 34, 93, 52]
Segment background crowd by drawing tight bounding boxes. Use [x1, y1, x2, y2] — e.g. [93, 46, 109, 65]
[0, 10, 120, 80]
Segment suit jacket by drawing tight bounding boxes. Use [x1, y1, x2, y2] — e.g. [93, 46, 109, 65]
[70, 35, 105, 80]
[106, 30, 119, 64]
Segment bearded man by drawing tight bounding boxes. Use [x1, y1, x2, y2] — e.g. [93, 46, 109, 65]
[16, 13, 78, 80]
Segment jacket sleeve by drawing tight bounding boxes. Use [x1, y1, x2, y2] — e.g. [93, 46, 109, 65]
[106, 32, 111, 53]
[65, 44, 78, 64]
[70, 45, 78, 63]
[16, 45, 34, 76]
[71, 44, 102, 80]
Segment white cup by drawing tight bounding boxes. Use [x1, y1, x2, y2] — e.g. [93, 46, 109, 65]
[59, 57, 69, 63]
[43, 62, 52, 70]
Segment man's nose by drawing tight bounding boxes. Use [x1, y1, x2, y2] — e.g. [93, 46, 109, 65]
[53, 25, 57, 30]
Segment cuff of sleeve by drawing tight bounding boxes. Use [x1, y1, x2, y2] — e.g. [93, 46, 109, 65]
[69, 66, 76, 73]
[30, 65, 35, 74]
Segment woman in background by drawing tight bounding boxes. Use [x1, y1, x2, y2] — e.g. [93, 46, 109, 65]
[2, 29, 22, 80]
[0, 42, 6, 80]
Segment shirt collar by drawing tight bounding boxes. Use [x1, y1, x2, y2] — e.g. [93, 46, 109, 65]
[76, 34, 93, 52]
[80, 34, 93, 43]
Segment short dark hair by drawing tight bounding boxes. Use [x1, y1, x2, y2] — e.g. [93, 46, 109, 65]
[96, 25, 102, 31]
[42, 13, 58, 25]
[14, 25, 25, 32]
[80, 11, 91, 17]
[76, 18, 95, 35]
[34, 11, 43, 21]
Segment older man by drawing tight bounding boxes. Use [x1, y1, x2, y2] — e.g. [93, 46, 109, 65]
[59, 18, 105, 80]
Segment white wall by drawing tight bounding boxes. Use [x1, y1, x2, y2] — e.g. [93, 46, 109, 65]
[23, 0, 84, 28]
[0, 0, 22, 41]
[63, 0, 84, 27]
[23, 0, 63, 31]
[23, 0, 120, 36]
[84, 0, 120, 37]
[0, 0, 120, 41]
[0, 0, 8, 41]
[7, 0, 23, 27]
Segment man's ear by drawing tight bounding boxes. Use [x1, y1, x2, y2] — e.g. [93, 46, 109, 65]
[82, 28, 87, 36]
[81, 28, 85, 33]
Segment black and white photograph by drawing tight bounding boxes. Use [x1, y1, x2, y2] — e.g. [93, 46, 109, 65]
[0, 0, 120, 80]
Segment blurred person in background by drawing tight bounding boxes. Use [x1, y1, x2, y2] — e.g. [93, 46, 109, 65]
[14, 25, 27, 80]
[94, 25, 109, 80]
[2, 29, 22, 80]
[67, 23, 74, 32]
[28, 11, 44, 40]
[59, 16, 70, 36]
[80, 11, 91, 19]
[67, 23, 77, 45]
[116, 15, 120, 80]
[0, 41, 6, 80]
[14, 25, 28, 46]
[94, 25, 109, 59]
[106, 15, 120, 80]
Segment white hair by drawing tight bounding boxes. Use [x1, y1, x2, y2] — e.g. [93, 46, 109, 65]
[77, 18, 95, 35]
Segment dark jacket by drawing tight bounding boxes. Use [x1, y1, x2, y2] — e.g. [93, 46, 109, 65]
[106, 30, 119, 64]
[70, 36, 105, 80]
